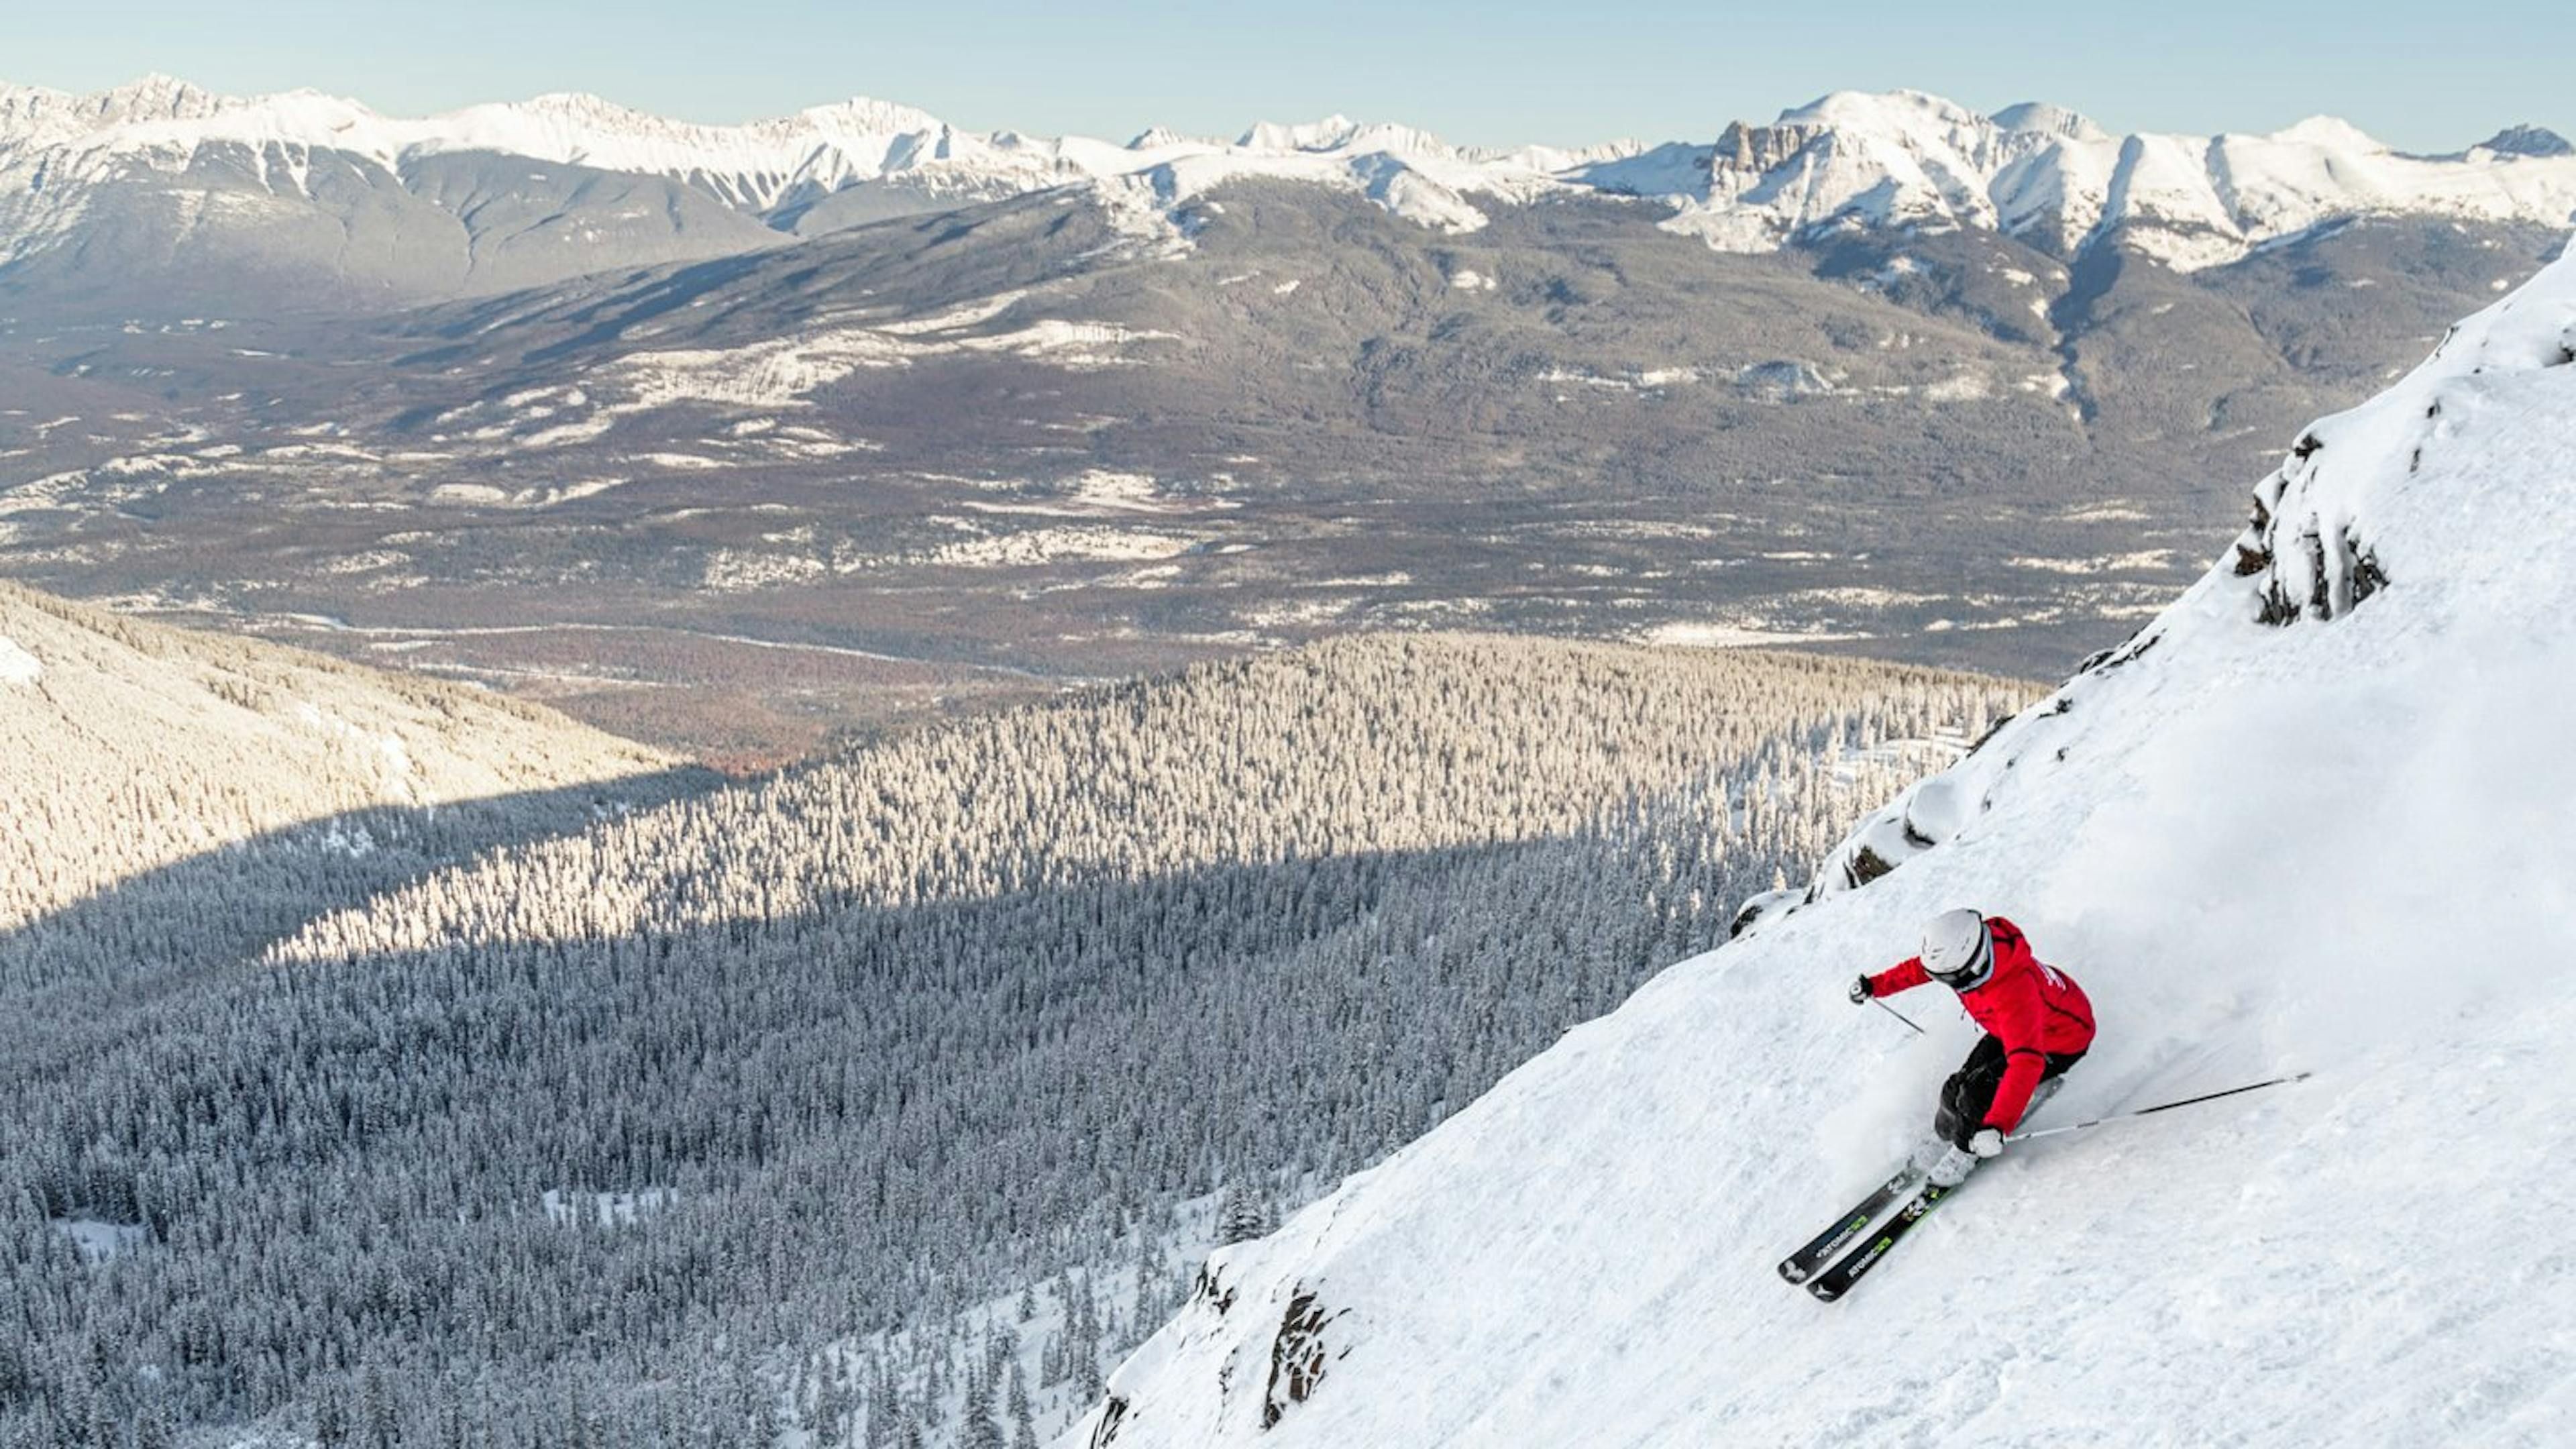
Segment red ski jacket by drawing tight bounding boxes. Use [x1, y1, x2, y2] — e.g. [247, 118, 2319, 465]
[1863, 915, 2096, 1133]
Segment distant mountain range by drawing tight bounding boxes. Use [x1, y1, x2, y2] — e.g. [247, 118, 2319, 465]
[3, 76, 2570, 307]
[1, 77, 2568, 758]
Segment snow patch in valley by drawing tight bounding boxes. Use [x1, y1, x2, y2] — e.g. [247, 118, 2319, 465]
[922, 526, 1196, 568]
[877, 290, 1032, 335]
[541, 1188, 678, 1228]
[1641, 621, 1868, 649]
[604, 314, 1181, 411]
[50, 1219, 146, 1264]
[2008, 549, 2182, 574]
[1915, 372, 1993, 403]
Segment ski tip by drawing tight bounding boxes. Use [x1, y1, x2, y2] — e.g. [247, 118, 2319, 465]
[1807, 1281, 1843, 1303]
[1778, 1261, 1810, 1285]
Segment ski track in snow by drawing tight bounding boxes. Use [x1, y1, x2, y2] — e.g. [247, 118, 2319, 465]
[1073, 250, 2576, 1445]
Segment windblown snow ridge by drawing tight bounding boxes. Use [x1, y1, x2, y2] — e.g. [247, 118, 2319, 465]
[1071, 241, 2576, 1446]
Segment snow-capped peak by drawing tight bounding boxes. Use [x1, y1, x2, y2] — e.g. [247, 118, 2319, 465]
[1676, 89, 2576, 270]
[0, 76, 1517, 235]
[1988, 100, 2108, 142]
[4, 75, 2573, 272]
[2265, 113, 2384, 151]
[2477, 123, 2573, 159]
[503, 91, 676, 129]
[61, 72, 226, 125]
[1237, 115, 1366, 152]
[0, 72, 233, 150]
[1776, 87, 1989, 133]
[1128, 125, 1210, 152]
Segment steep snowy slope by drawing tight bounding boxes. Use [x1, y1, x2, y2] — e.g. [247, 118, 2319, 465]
[1073, 248, 2576, 1444]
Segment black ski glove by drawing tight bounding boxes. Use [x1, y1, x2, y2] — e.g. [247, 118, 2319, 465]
[1847, 975, 1872, 1005]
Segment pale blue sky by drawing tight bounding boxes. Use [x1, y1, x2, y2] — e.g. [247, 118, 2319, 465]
[14, 1, 2571, 153]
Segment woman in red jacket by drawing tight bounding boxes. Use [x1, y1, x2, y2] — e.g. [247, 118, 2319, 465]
[1851, 908, 2096, 1185]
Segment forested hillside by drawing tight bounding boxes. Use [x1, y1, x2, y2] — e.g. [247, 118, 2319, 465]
[0, 580, 676, 934]
[0, 632, 2028, 1446]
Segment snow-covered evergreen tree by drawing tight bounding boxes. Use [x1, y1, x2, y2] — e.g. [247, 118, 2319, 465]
[1216, 1180, 1271, 1246]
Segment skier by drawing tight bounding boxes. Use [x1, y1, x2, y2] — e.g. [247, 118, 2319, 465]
[1849, 909, 2095, 1187]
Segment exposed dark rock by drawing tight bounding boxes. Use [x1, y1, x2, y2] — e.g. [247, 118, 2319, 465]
[1728, 887, 1801, 938]
[1842, 843, 1896, 890]
[1711, 120, 1829, 176]
[1193, 1263, 1240, 1318]
[2347, 535, 2390, 608]
[1262, 1289, 1341, 1430]
[1965, 716, 2012, 756]
[2478, 124, 2573, 159]
[2080, 626, 2162, 674]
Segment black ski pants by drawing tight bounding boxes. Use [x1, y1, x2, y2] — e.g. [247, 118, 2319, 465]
[1934, 1034, 2086, 1148]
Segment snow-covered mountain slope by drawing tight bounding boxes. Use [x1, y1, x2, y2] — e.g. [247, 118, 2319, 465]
[3, 75, 2569, 305]
[1071, 245, 2576, 1444]
[1680, 89, 2576, 270]
[0, 579, 672, 930]
[0, 74, 1556, 273]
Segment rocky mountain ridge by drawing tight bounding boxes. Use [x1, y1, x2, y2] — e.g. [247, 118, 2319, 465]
[3, 76, 2569, 308]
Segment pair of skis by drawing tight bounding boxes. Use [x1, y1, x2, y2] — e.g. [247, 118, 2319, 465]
[1780, 1072, 2318, 1301]
[1776, 1165, 1956, 1302]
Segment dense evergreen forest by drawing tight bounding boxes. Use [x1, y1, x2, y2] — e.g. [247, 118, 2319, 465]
[0, 631, 2029, 1446]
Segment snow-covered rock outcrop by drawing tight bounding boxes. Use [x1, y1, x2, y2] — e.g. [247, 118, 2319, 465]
[1072, 244, 2576, 1444]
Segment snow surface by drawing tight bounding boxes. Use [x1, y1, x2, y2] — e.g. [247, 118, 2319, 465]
[49, 1218, 147, 1265]
[0, 633, 39, 685]
[1676, 89, 2576, 270]
[539, 1187, 677, 1228]
[1073, 247, 2576, 1444]
[7, 77, 2573, 265]
[0, 75, 1558, 240]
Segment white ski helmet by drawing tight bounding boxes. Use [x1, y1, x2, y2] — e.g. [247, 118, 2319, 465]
[1921, 908, 1994, 989]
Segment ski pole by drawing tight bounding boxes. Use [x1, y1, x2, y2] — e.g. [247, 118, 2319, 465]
[2008, 1071, 2314, 1143]
[1872, 999, 1925, 1036]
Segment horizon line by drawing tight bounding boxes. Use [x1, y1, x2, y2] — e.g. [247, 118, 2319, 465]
[6, 70, 2563, 157]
